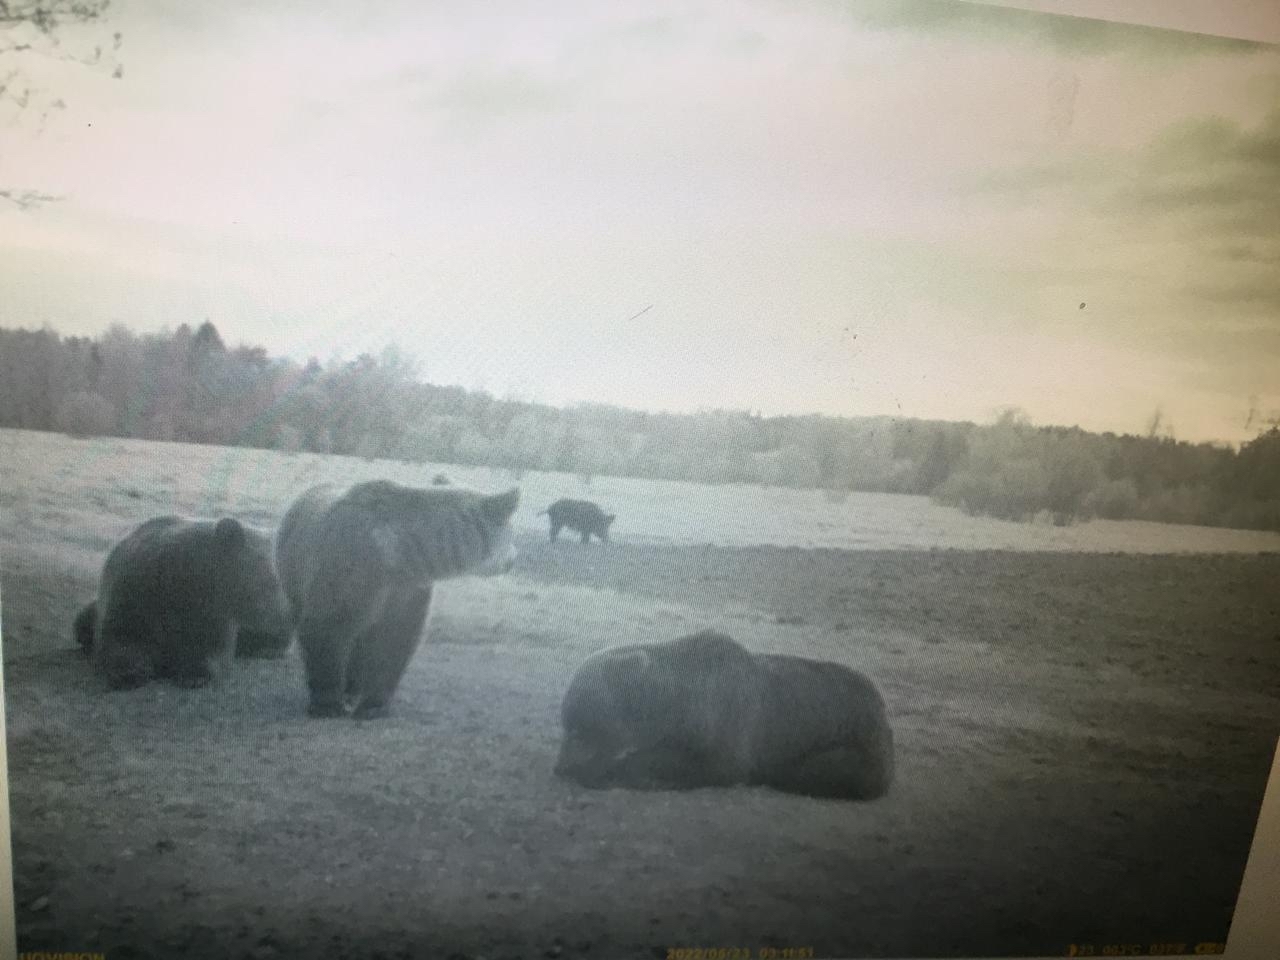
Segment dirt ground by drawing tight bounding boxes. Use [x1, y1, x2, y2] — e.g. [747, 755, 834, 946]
[4, 521, 1280, 959]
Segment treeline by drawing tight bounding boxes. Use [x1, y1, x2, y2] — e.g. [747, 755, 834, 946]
[1, 322, 1277, 532]
[931, 410, 1279, 532]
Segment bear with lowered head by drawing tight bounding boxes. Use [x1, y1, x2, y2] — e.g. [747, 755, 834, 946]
[555, 630, 894, 801]
[74, 515, 291, 689]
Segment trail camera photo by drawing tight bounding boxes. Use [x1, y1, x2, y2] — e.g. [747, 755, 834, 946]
[1, 2, 1278, 960]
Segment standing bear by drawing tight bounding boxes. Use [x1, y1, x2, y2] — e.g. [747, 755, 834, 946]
[275, 480, 520, 719]
[555, 630, 895, 801]
[541, 498, 615, 544]
[74, 516, 292, 689]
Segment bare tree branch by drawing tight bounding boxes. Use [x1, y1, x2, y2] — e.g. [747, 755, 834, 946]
[0, 186, 60, 208]
[0, 0, 120, 207]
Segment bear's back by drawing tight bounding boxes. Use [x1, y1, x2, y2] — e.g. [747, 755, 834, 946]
[100, 516, 198, 595]
[752, 653, 892, 762]
[275, 484, 343, 611]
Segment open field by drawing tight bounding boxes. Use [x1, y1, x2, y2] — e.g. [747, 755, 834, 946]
[3, 427, 1280, 959]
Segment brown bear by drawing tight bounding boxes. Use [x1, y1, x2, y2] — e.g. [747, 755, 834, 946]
[555, 630, 894, 801]
[74, 516, 291, 689]
[275, 480, 520, 719]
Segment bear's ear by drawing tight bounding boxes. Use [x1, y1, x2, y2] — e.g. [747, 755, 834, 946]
[214, 517, 246, 554]
[602, 649, 649, 686]
[481, 487, 520, 525]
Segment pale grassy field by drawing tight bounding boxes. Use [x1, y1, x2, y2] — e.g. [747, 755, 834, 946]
[4, 428, 1280, 561]
[2, 427, 1279, 960]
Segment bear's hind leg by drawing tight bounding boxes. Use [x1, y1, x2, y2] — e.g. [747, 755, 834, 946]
[342, 622, 384, 711]
[761, 743, 892, 801]
[235, 627, 293, 659]
[73, 601, 97, 654]
[609, 744, 741, 791]
[100, 650, 156, 690]
[166, 620, 236, 689]
[94, 603, 159, 689]
[350, 586, 433, 720]
[298, 612, 367, 718]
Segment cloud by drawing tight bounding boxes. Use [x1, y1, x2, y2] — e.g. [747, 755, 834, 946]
[1185, 275, 1280, 309]
[1126, 111, 1280, 313]
[975, 103, 1280, 309]
[820, 0, 1270, 57]
[1126, 109, 1280, 235]
[426, 67, 574, 122]
[7, 0, 1278, 443]
[1217, 242, 1280, 265]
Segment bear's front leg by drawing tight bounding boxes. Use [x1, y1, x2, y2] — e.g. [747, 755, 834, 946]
[165, 620, 234, 689]
[298, 612, 363, 718]
[348, 586, 433, 721]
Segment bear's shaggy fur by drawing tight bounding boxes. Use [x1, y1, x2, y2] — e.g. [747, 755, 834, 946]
[276, 480, 520, 719]
[556, 630, 894, 801]
[75, 516, 291, 689]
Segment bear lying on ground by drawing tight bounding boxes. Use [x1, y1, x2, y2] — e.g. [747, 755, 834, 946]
[276, 480, 520, 719]
[76, 607, 292, 660]
[541, 498, 615, 544]
[74, 516, 291, 689]
[555, 630, 894, 801]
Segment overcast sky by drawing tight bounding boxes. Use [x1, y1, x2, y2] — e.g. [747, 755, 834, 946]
[2, 0, 1277, 444]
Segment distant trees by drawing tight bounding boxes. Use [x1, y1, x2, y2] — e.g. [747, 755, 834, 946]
[0, 321, 1277, 532]
[933, 408, 1280, 530]
[55, 389, 112, 437]
[1219, 428, 1280, 530]
[935, 411, 1103, 525]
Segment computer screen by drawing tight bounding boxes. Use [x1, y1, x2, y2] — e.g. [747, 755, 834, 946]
[1, 2, 1277, 958]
